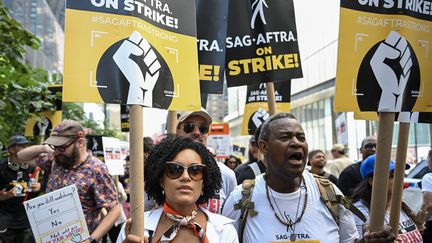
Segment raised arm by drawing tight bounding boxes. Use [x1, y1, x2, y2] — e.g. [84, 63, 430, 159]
[17, 144, 53, 162]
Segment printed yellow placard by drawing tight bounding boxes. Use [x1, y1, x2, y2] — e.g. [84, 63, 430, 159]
[335, 1, 432, 114]
[25, 111, 63, 137]
[63, 0, 200, 111]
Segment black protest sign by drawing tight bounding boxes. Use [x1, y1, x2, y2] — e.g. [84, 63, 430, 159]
[242, 81, 291, 135]
[197, 0, 229, 94]
[87, 135, 104, 161]
[225, 0, 303, 87]
[120, 104, 130, 132]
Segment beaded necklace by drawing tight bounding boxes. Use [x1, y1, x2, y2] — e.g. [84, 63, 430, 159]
[265, 175, 308, 242]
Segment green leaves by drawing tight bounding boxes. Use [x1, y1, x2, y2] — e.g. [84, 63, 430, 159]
[0, 3, 51, 147]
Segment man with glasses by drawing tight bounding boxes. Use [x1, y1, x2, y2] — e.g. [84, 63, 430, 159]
[18, 120, 120, 243]
[176, 108, 237, 214]
[0, 135, 40, 243]
[337, 136, 377, 197]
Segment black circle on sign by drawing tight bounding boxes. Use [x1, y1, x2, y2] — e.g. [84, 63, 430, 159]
[247, 111, 266, 135]
[356, 39, 420, 112]
[96, 38, 174, 109]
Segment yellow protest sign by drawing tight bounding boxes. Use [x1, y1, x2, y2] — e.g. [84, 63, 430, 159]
[63, 0, 200, 111]
[335, 1, 432, 114]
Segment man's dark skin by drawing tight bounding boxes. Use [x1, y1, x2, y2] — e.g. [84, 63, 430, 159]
[258, 114, 394, 242]
[337, 136, 377, 197]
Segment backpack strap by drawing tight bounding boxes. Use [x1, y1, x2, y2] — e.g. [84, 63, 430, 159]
[313, 174, 366, 224]
[248, 162, 262, 177]
[233, 179, 257, 243]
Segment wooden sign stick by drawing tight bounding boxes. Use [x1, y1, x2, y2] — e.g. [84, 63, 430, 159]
[129, 105, 144, 236]
[167, 110, 178, 134]
[369, 112, 395, 231]
[266, 82, 276, 116]
[389, 122, 410, 234]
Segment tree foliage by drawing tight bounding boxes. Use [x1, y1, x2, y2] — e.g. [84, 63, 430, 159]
[0, 3, 123, 148]
[0, 3, 56, 147]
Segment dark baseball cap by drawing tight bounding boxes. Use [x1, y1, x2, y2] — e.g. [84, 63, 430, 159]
[44, 120, 85, 146]
[8, 135, 31, 147]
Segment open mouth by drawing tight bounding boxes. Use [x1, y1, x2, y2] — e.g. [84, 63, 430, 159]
[287, 151, 304, 165]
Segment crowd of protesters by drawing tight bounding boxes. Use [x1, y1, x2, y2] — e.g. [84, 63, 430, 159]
[1, 110, 431, 242]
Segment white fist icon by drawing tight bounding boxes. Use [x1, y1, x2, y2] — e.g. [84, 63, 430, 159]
[252, 108, 269, 128]
[370, 31, 412, 112]
[37, 117, 50, 136]
[113, 31, 161, 106]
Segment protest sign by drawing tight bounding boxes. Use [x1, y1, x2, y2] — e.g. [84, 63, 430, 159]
[120, 104, 130, 132]
[225, 0, 302, 87]
[24, 185, 89, 243]
[63, 0, 200, 111]
[335, 113, 348, 145]
[102, 137, 124, 175]
[25, 85, 62, 139]
[196, 0, 229, 94]
[241, 81, 291, 135]
[207, 124, 232, 159]
[87, 135, 104, 161]
[335, 0, 432, 113]
[336, 0, 432, 231]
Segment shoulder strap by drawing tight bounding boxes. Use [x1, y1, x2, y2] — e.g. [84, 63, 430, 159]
[313, 174, 366, 225]
[233, 179, 257, 243]
[248, 162, 261, 177]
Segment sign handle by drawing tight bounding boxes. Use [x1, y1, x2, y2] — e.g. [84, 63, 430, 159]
[369, 112, 395, 231]
[167, 111, 178, 134]
[266, 82, 276, 115]
[129, 105, 144, 236]
[389, 122, 410, 234]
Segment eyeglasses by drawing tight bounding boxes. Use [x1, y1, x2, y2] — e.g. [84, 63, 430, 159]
[363, 143, 377, 150]
[49, 139, 76, 152]
[182, 123, 209, 134]
[164, 162, 206, 181]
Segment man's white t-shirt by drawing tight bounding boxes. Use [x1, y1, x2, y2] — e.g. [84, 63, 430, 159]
[353, 201, 423, 243]
[202, 162, 237, 214]
[421, 173, 432, 222]
[222, 170, 359, 243]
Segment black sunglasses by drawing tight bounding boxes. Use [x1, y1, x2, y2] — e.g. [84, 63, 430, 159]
[48, 139, 76, 152]
[364, 143, 377, 149]
[164, 162, 206, 181]
[182, 123, 209, 134]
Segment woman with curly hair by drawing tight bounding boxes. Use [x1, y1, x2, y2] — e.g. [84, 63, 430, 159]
[117, 136, 238, 243]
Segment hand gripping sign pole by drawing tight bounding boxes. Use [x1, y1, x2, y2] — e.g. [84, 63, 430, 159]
[369, 112, 395, 231]
[389, 122, 410, 235]
[167, 111, 178, 134]
[265, 82, 277, 116]
[129, 105, 144, 236]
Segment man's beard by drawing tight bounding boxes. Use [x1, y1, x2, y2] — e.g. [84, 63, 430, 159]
[55, 145, 80, 169]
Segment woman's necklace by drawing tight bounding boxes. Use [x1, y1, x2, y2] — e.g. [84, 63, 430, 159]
[265, 175, 308, 242]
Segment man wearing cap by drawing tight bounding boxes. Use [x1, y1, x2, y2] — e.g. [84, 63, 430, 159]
[327, 143, 354, 178]
[0, 135, 41, 243]
[18, 120, 120, 243]
[337, 136, 377, 197]
[234, 125, 266, 185]
[176, 108, 237, 214]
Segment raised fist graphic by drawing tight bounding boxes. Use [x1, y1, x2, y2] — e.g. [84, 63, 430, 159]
[37, 117, 50, 136]
[252, 108, 269, 128]
[370, 31, 412, 112]
[113, 31, 161, 106]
